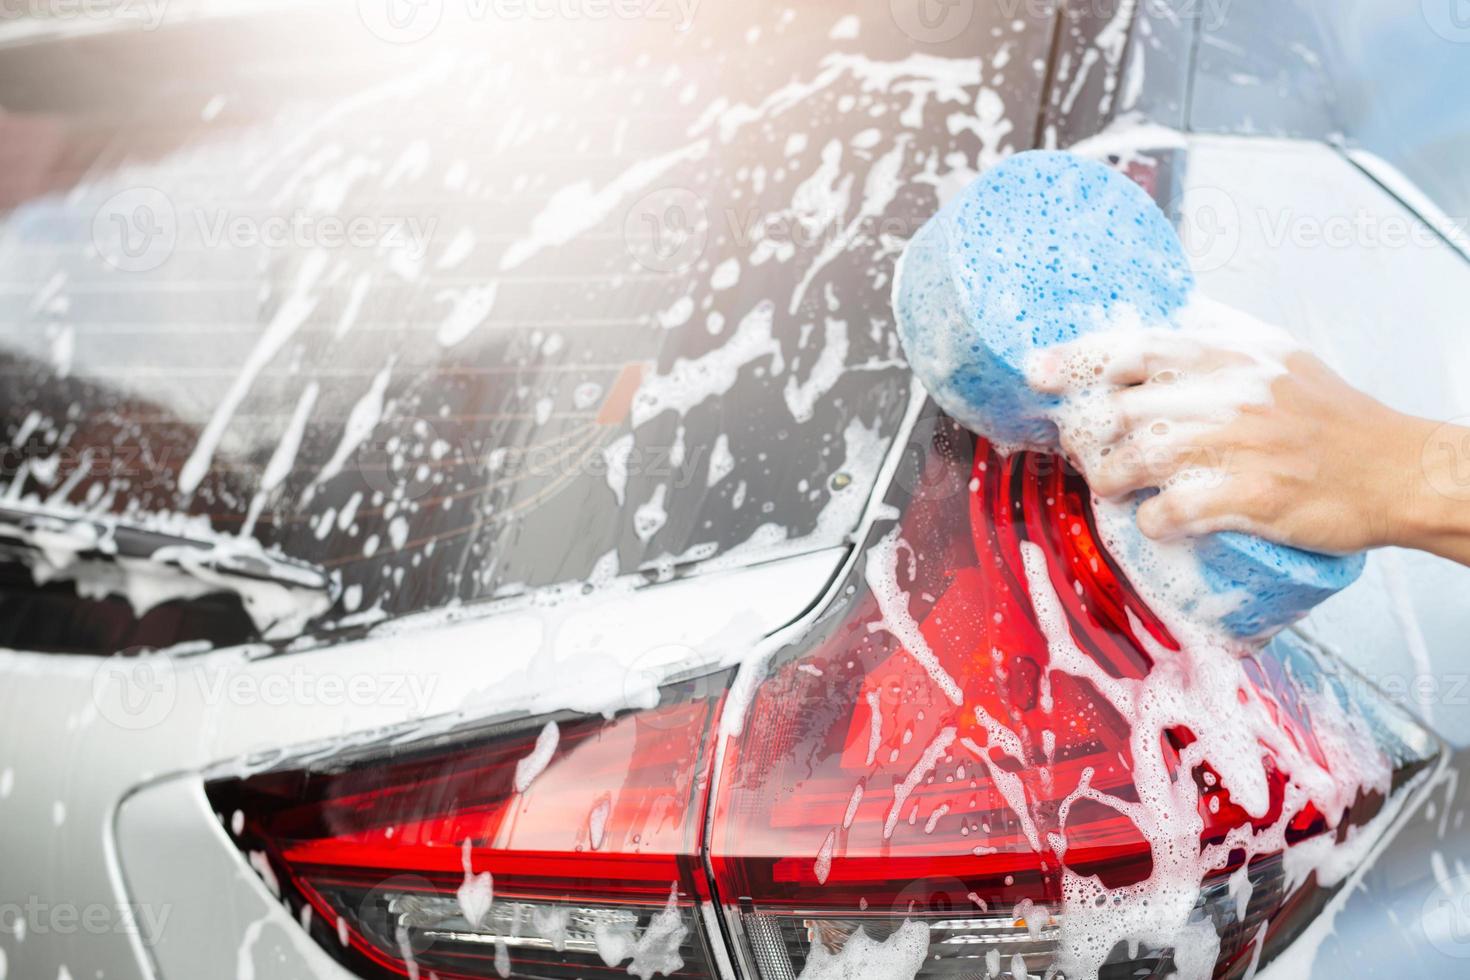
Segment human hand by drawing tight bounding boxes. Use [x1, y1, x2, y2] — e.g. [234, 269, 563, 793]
[1025, 302, 1437, 558]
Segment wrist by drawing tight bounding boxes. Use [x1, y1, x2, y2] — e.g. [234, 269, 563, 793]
[1392, 415, 1470, 556]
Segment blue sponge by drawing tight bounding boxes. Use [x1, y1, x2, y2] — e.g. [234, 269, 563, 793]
[893, 150, 1364, 638]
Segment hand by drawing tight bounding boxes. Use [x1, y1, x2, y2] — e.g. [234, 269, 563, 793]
[1025, 304, 1453, 559]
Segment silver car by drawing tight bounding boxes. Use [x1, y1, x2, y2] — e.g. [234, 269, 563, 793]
[1, 1, 1468, 979]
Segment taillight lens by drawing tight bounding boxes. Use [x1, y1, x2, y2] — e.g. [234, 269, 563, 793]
[708, 416, 1438, 980]
[206, 675, 728, 980]
[207, 413, 1438, 980]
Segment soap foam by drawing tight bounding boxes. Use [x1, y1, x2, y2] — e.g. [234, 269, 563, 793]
[1017, 540, 1390, 979]
[893, 150, 1365, 639]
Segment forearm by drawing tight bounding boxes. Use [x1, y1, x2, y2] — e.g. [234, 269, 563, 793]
[1394, 417, 1470, 566]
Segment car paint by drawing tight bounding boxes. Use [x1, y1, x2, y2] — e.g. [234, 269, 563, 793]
[0, 3, 1467, 980]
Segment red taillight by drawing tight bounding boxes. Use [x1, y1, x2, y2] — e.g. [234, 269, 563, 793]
[208, 414, 1437, 980]
[206, 676, 727, 980]
[707, 417, 1437, 980]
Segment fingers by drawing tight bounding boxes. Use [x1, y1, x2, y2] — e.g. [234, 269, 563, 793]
[1083, 424, 1229, 499]
[1107, 380, 1246, 431]
[1135, 475, 1257, 541]
[1136, 490, 1195, 540]
[1028, 329, 1253, 394]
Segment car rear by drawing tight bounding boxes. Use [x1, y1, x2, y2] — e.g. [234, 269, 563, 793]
[0, 3, 1463, 980]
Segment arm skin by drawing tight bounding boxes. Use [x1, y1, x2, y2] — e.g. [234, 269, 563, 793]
[1029, 337, 1470, 568]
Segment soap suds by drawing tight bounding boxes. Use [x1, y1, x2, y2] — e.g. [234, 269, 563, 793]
[455, 837, 494, 928]
[312, 359, 394, 489]
[1016, 540, 1391, 979]
[513, 720, 560, 793]
[865, 528, 964, 706]
[794, 920, 930, 980]
[178, 252, 328, 494]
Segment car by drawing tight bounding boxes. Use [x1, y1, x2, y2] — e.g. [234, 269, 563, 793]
[0, 1, 1467, 978]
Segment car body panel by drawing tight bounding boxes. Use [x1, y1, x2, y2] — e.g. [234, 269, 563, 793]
[0, 546, 847, 980]
[2, 2, 1469, 979]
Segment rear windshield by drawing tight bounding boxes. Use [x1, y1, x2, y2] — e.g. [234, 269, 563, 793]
[0, 2, 1050, 628]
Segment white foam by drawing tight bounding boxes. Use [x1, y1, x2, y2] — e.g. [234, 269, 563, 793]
[631, 302, 783, 427]
[312, 359, 394, 490]
[435, 282, 498, 347]
[1035, 295, 1304, 636]
[795, 920, 930, 980]
[815, 829, 837, 884]
[513, 720, 559, 793]
[866, 528, 964, 706]
[884, 728, 956, 840]
[0, 501, 331, 637]
[500, 140, 709, 271]
[1013, 539, 1392, 979]
[624, 887, 688, 980]
[455, 838, 494, 928]
[178, 252, 328, 495]
[785, 318, 850, 423]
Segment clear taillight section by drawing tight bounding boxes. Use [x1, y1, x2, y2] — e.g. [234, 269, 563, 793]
[205, 675, 727, 980]
[707, 417, 1439, 980]
[207, 415, 1438, 980]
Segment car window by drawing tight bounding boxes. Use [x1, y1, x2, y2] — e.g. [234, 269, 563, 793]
[1191, 0, 1470, 222]
[0, 2, 1053, 635]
